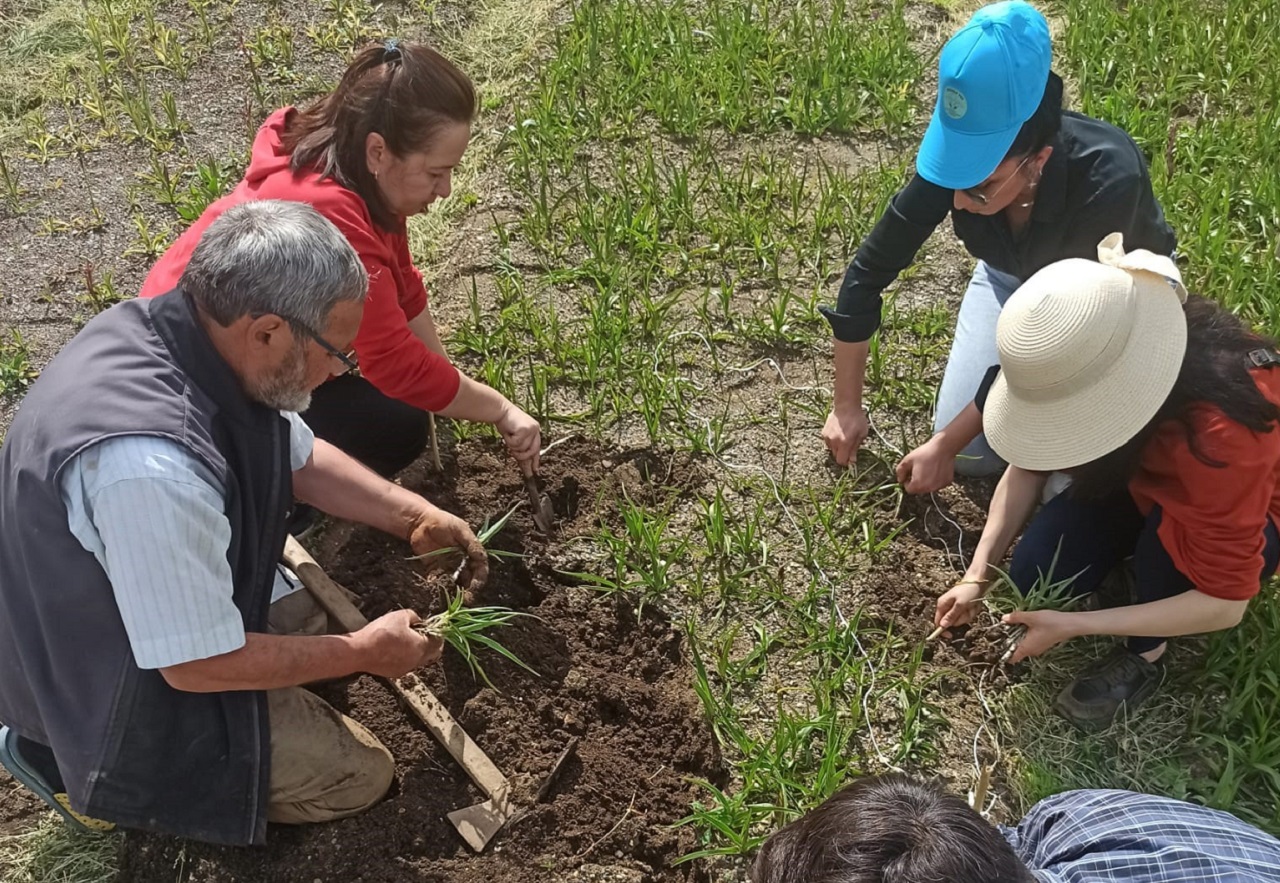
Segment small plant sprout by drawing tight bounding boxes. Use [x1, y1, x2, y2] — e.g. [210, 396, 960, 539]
[0, 330, 38, 398]
[414, 592, 537, 689]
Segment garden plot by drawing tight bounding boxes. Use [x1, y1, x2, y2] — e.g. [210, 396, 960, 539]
[121, 439, 721, 883]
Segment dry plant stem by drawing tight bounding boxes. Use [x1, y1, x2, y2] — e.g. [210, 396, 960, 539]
[576, 789, 638, 860]
[428, 413, 443, 471]
[539, 435, 578, 456]
[970, 763, 993, 811]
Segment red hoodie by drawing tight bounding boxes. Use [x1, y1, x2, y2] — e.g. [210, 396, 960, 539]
[141, 107, 461, 412]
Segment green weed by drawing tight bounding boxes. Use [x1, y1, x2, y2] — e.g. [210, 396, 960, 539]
[416, 591, 537, 689]
[0, 330, 38, 397]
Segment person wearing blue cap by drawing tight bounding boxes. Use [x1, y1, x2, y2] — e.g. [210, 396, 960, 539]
[820, 1, 1175, 494]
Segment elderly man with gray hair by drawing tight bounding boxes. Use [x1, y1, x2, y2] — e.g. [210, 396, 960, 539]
[0, 201, 488, 845]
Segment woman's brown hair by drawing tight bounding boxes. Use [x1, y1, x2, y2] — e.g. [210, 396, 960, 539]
[282, 40, 477, 231]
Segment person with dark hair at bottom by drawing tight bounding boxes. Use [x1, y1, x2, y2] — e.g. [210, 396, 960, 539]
[819, 1, 1175, 495]
[141, 40, 541, 483]
[751, 774, 1280, 883]
[936, 235, 1280, 731]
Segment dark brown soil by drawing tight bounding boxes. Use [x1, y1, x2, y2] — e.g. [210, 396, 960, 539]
[0, 773, 45, 838]
[118, 438, 721, 883]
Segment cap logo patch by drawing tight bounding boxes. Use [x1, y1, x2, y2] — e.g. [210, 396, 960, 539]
[943, 86, 968, 119]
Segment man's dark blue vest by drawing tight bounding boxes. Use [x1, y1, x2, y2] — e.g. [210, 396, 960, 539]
[0, 290, 291, 845]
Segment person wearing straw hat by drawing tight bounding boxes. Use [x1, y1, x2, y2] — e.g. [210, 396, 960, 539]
[819, 1, 1175, 494]
[934, 234, 1280, 731]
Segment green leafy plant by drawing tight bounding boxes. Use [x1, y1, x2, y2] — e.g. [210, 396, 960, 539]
[0, 330, 38, 397]
[415, 591, 536, 689]
[0, 154, 23, 212]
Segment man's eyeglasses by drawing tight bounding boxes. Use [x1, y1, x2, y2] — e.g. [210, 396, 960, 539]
[244, 311, 360, 375]
[961, 153, 1034, 207]
[295, 322, 359, 376]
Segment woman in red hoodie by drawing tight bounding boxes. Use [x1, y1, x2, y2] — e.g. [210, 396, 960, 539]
[142, 41, 540, 479]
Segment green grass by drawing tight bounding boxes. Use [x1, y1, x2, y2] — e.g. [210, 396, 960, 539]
[0, 816, 118, 883]
[0, 329, 38, 398]
[1056, 0, 1280, 334]
[453, 0, 1280, 856]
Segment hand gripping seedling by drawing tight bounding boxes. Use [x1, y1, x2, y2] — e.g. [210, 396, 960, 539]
[282, 536, 523, 850]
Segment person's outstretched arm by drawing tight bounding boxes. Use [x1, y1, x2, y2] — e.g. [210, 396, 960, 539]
[161, 611, 442, 692]
[821, 174, 952, 465]
[934, 465, 1047, 631]
[1005, 591, 1249, 663]
[293, 437, 489, 591]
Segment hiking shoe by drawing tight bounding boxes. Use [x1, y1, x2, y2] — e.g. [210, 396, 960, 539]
[1054, 648, 1164, 732]
[0, 726, 115, 832]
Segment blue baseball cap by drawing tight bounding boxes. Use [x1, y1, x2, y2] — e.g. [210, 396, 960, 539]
[916, 1, 1052, 190]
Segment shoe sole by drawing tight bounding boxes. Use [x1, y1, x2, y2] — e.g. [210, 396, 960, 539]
[0, 727, 115, 832]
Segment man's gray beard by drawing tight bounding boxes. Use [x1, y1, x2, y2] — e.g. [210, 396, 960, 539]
[251, 345, 313, 413]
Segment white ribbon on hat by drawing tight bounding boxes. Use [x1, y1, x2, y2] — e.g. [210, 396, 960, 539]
[1096, 232, 1187, 303]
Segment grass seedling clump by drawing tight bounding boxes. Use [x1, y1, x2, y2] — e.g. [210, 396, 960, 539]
[0, 330, 38, 398]
[415, 591, 537, 689]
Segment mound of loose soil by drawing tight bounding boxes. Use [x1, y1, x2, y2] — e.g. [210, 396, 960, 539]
[120, 438, 721, 883]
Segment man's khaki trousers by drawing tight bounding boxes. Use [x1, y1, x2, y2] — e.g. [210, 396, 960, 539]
[264, 588, 394, 824]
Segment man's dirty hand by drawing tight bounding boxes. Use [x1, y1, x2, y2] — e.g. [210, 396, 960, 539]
[353, 609, 442, 677]
[408, 504, 489, 593]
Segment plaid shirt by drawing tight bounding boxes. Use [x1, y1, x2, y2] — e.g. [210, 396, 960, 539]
[1000, 790, 1280, 882]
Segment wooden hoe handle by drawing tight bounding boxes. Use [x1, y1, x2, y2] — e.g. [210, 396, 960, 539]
[281, 536, 511, 802]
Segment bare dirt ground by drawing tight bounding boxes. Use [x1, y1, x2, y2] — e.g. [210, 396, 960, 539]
[118, 438, 723, 883]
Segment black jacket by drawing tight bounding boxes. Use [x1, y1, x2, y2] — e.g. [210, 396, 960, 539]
[822, 111, 1176, 342]
[0, 290, 291, 845]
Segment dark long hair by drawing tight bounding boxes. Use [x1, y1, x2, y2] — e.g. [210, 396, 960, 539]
[750, 774, 1035, 883]
[282, 41, 477, 231]
[1004, 71, 1064, 160]
[1070, 295, 1280, 500]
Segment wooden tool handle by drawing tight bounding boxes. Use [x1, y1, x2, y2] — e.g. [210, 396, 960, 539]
[280, 535, 510, 800]
[282, 535, 369, 632]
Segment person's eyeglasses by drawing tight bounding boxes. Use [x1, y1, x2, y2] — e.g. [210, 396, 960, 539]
[294, 322, 359, 376]
[246, 311, 360, 375]
[962, 154, 1034, 206]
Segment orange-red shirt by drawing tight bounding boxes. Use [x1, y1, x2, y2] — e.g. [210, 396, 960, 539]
[1128, 368, 1280, 600]
[140, 108, 461, 413]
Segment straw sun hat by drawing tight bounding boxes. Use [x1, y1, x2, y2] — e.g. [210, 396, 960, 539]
[983, 233, 1189, 471]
